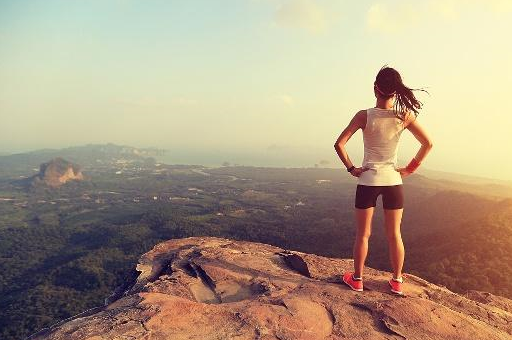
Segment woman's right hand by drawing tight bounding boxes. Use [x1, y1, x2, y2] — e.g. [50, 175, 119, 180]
[350, 167, 370, 177]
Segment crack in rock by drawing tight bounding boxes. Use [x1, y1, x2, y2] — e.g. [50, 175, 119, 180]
[324, 305, 336, 326]
[147, 253, 177, 282]
[139, 320, 149, 332]
[350, 301, 407, 339]
[276, 251, 311, 278]
[181, 261, 198, 278]
[380, 316, 408, 340]
[188, 259, 222, 303]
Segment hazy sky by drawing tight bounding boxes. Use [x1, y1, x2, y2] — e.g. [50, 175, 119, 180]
[1, 0, 511, 180]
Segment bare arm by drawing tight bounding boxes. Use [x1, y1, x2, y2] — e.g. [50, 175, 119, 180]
[404, 112, 433, 163]
[334, 110, 365, 169]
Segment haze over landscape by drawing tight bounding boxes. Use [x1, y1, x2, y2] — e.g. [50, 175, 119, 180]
[2, 1, 512, 340]
[1, 0, 512, 180]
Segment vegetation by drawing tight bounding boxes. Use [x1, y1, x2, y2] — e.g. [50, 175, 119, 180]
[0, 146, 511, 340]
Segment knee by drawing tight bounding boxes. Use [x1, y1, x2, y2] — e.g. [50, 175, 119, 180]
[356, 230, 371, 240]
[386, 230, 402, 242]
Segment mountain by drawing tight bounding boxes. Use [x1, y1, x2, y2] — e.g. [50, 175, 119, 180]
[27, 237, 512, 340]
[403, 166, 512, 200]
[418, 167, 512, 187]
[31, 158, 84, 188]
[0, 143, 163, 178]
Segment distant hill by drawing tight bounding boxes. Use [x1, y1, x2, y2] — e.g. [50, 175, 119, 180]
[32, 158, 84, 188]
[418, 167, 512, 186]
[413, 167, 512, 199]
[0, 144, 510, 198]
[0, 143, 164, 178]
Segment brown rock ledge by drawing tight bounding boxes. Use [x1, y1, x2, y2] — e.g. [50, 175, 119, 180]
[27, 236, 512, 340]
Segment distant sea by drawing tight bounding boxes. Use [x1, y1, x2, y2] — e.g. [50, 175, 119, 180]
[154, 147, 339, 168]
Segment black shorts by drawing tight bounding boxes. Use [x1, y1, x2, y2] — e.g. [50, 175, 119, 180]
[355, 184, 404, 209]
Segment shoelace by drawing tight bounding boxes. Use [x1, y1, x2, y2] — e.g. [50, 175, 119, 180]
[352, 274, 363, 281]
[391, 275, 406, 283]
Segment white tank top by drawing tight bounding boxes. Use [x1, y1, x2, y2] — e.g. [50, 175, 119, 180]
[357, 107, 405, 186]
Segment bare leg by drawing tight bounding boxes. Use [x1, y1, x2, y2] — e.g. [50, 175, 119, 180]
[384, 208, 404, 279]
[353, 207, 374, 278]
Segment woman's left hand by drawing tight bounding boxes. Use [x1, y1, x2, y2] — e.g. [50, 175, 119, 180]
[350, 166, 370, 177]
[395, 167, 412, 178]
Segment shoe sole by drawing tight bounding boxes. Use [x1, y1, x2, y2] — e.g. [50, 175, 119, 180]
[388, 281, 403, 295]
[342, 276, 363, 292]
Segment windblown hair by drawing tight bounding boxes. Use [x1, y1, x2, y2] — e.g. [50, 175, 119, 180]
[374, 65, 429, 122]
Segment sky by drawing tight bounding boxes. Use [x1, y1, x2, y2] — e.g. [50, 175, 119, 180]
[1, 0, 511, 180]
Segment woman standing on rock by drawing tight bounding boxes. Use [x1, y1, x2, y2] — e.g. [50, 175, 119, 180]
[333, 65, 433, 295]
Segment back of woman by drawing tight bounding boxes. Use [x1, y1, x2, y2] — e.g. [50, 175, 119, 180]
[333, 65, 433, 295]
[358, 107, 405, 186]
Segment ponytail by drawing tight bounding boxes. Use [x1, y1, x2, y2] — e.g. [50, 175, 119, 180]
[374, 65, 429, 122]
[394, 82, 428, 121]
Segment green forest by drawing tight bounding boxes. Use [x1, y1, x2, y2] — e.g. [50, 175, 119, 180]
[1, 157, 511, 340]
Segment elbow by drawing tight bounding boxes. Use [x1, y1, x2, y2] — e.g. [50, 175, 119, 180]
[334, 143, 344, 151]
[425, 142, 433, 149]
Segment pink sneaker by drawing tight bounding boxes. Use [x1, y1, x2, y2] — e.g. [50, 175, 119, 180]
[342, 272, 363, 292]
[389, 275, 404, 295]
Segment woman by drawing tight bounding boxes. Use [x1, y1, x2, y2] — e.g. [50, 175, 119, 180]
[333, 65, 433, 295]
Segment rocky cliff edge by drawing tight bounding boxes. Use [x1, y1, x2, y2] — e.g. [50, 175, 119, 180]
[27, 236, 512, 340]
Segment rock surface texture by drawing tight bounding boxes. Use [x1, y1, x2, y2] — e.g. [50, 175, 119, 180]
[28, 236, 512, 340]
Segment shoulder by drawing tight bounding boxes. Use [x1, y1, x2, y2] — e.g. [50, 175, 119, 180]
[354, 109, 367, 128]
[403, 110, 417, 129]
[348, 109, 367, 124]
[355, 109, 368, 121]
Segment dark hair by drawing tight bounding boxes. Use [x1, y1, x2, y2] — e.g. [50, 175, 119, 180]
[374, 65, 429, 121]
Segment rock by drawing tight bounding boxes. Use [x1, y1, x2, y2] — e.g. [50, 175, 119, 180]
[27, 236, 512, 340]
[33, 157, 84, 187]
